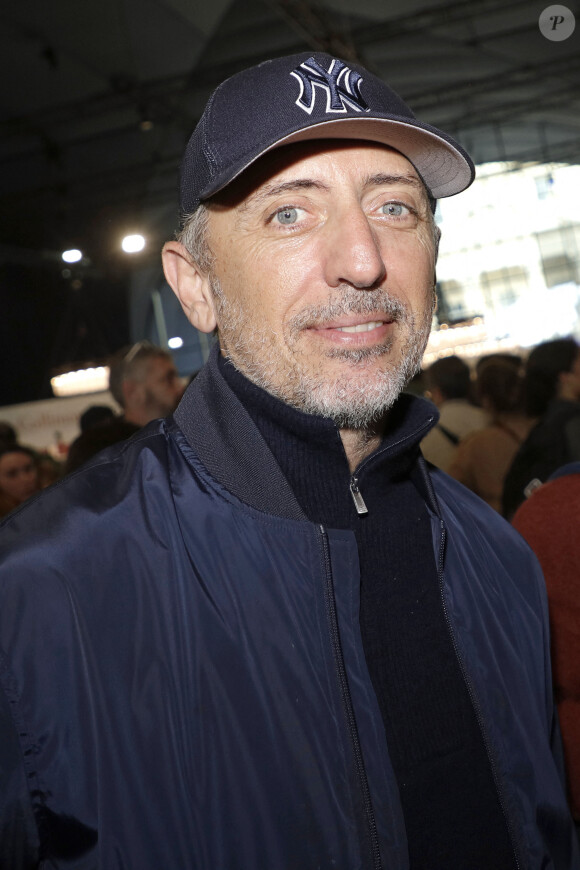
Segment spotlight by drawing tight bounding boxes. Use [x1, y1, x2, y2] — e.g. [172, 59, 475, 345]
[122, 234, 146, 253]
[62, 249, 82, 263]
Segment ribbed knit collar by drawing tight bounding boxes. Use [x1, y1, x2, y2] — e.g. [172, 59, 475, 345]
[217, 353, 438, 526]
[218, 354, 436, 467]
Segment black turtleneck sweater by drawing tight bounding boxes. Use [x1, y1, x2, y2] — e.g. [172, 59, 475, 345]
[218, 355, 516, 869]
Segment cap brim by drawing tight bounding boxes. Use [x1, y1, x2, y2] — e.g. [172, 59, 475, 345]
[200, 116, 474, 203]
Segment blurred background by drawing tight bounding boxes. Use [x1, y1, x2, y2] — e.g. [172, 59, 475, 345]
[1, 0, 579, 448]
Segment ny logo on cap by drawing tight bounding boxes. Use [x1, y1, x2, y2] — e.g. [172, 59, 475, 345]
[290, 57, 369, 115]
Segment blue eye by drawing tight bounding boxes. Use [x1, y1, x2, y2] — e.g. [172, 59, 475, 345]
[275, 207, 299, 225]
[381, 202, 409, 217]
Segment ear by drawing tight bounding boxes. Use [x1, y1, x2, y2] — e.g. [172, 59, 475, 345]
[162, 241, 217, 333]
[434, 224, 441, 255]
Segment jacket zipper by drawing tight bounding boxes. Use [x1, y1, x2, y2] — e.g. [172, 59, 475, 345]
[434, 518, 522, 870]
[347, 413, 437, 516]
[318, 525, 382, 870]
[349, 477, 368, 515]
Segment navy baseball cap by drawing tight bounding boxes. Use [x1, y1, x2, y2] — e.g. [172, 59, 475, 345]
[179, 52, 475, 216]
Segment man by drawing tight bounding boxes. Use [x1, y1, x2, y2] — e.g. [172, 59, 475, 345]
[65, 341, 184, 472]
[0, 53, 577, 869]
[107, 340, 184, 427]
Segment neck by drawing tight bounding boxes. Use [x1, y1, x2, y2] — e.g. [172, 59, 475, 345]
[340, 421, 386, 472]
[124, 409, 149, 427]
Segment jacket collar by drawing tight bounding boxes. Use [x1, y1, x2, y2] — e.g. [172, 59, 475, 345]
[174, 345, 307, 520]
[173, 344, 439, 518]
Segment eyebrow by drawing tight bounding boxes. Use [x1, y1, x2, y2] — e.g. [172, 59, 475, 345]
[363, 173, 423, 190]
[241, 179, 330, 210]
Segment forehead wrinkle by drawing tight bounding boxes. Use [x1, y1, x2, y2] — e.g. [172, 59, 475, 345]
[239, 178, 330, 212]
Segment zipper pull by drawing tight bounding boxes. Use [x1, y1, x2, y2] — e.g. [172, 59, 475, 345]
[350, 477, 368, 516]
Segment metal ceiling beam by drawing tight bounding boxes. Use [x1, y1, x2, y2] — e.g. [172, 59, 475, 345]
[3, 41, 579, 158]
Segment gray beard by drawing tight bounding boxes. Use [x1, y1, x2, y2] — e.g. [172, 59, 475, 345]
[211, 276, 432, 430]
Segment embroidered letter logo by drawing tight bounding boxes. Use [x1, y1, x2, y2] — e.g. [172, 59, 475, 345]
[290, 57, 369, 115]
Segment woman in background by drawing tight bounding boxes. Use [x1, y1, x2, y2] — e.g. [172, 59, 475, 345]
[0, 444, 41, 519]
[448, 357, 535, 512]
[502, 337, 580, 518]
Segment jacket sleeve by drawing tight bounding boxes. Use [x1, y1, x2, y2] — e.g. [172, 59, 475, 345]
[0, 657, 40, 870]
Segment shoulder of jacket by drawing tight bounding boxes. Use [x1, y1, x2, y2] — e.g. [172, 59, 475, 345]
[431, 466, 528, 541]
[0, 420, 173, 539]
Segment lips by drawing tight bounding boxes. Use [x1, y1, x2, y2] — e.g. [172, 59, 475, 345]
[334, 320, 385, 333]
[306, 316, 395, 348]
[311, 313, 395, 331]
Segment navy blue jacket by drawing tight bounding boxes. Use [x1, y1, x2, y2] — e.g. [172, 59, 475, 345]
[0, 348, 578, 869]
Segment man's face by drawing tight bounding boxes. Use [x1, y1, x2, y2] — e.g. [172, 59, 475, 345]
[205, 140, 436, 427]
[141, 357, 184, 419]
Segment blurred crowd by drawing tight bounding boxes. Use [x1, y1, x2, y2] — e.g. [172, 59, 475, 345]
[419, 336, 580, 517]
[3, 335, 580, 521]
[1, 333, 580, 823]
[0, 341, 186, 519]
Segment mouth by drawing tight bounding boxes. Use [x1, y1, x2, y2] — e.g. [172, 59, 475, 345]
[333, 320, 386, 334]
[308, 316, 395, 347]
[288, 288, 407, 352]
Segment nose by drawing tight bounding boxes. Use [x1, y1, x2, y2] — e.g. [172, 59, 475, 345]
[324, 206, 386, 290]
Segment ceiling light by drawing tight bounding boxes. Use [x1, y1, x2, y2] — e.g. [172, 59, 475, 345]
[51, 366, 110, 397]
[168, 336, 183, 349]
[122, 234, 146, 253]
[62, 248, 82, 263]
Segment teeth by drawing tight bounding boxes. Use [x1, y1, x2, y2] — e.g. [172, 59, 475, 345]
[336, 321, 383, 333]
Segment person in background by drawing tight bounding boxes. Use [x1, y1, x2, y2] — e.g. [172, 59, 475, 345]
[0, 421, 63, 491]
[502, 336, 580, 518]
[420, 354, 488, 471]
[65, 342, 184, 473]
[512, 463, 580, 830]
[0, 422, 17, 449]
[108, 341, 184, 427]
[448, 356, 535, 511]
[0, 444, 40, 518]
[78, 405, 116, 433]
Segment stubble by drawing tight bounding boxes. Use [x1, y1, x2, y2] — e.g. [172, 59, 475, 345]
[210, 275, 433, 429]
